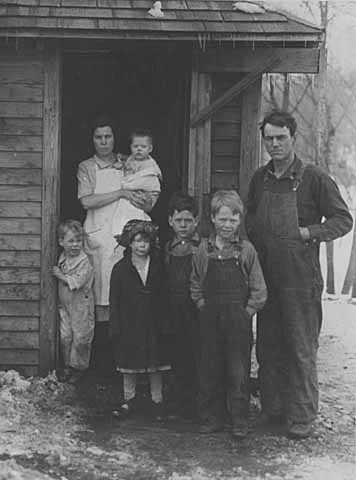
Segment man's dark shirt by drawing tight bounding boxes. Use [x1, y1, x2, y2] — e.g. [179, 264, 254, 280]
[245, 157, 353, 243]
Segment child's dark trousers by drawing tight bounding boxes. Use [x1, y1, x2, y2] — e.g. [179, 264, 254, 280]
[198, 256, 252, 429]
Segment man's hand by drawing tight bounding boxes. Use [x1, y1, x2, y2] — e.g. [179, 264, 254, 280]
[299, 227, 311, 241]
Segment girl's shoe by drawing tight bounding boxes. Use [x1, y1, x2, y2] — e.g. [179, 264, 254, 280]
[151, 401, 166, 421]
[112, 398, 137, 419]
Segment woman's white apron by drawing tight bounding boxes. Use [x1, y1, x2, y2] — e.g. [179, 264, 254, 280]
[84, 165, 124, 306]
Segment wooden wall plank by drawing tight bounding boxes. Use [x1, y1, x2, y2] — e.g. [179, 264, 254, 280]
[213, 122, 241, 138]
[0, 317, 39, 331]
[0, 64, 43, 84]
[0, 135, 42, 152]
[0, 235, 41, 251]
[0, 331, 39, 349]
[0, 186, 41, 201]
[0, 202, 41, 218]
[0, 350, 39, 365]
[0, 118, 42, 136]
[0, 168, 42, 185]
[213, 139, 240, 156]
[211, 172, 239, 190]
[0, 300, 40, 316]
[0, 285, 40, 300]
[40, 47, 61, 375]
[0, 365, 38, 377]
[197, 47, 320, 74]
[0, 251, 41, 267]
[0, 268, 40, 284]
[0, 152, 42, 168]
[0, 102, 42, 118]
[239, 75, 262, 202]
[0, 219, 41, 234]
[0, 84, 43, 102]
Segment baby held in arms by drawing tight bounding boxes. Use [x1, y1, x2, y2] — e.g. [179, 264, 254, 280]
[112, 129, 162, 236]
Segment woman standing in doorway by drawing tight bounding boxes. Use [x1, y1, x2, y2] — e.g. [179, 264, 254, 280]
[77, 116, 155, 371]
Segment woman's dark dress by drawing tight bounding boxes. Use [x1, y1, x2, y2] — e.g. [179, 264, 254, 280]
[109, 253, 169, 372]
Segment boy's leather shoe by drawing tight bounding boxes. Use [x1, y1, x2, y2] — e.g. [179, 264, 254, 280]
[287, 422, 312, 439]
[231, 424, 248, 440]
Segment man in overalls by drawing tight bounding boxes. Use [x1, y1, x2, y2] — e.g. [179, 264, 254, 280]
[245, 111, 353, 439]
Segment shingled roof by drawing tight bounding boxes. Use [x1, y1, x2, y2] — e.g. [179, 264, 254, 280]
[0, 0, 322, 42]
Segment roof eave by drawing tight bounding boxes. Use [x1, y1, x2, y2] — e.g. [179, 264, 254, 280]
[0, 29, 323, 44]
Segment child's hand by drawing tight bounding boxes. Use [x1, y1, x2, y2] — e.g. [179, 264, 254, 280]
[52, 266, 61, 278]
[196, 298, 205, 311]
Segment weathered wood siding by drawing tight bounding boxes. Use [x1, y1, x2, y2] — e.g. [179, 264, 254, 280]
[211, 73, 244, 192]
[0, 52, 43, 376]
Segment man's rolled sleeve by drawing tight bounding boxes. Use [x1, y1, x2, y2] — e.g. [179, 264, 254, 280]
[243, 242, 267, 317]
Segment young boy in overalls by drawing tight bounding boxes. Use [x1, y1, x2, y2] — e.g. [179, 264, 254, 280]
[52, 220, 95, 383]
[165, 193, 200, 418]
[191, 190, 267, 439]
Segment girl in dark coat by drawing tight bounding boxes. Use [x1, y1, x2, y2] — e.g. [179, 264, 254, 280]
[109, 220, 170, 417]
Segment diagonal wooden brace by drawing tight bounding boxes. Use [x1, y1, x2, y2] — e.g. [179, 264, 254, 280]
[190, 56, 281, 128]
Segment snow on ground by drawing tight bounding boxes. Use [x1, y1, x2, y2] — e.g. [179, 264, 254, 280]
[0, 301, 355, 479]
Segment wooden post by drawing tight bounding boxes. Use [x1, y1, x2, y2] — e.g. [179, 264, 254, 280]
[40, 47, 62, 376]
[188, 66, 212, 220]
[316, 1, 328, 167]
[239, 75, 262, 203]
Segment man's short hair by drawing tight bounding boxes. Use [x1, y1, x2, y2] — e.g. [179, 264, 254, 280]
[210, 190, 244, 217]
[57, 219, 84, 240]
[129, 128, 154, 145]
[260, 110, 297, 138]
[168, 192, 198, 217]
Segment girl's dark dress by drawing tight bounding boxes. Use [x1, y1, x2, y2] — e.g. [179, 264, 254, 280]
[109, 253, 169, 372]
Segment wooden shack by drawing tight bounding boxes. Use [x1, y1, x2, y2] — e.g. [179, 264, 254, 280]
[0, 0, 322, 376]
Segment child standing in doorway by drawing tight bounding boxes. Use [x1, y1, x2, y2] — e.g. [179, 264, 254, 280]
[165, 192, 200, 418]
[52, 220, 95, 383]
[191, 190, 267, 439]
[109, 220, 170, 418]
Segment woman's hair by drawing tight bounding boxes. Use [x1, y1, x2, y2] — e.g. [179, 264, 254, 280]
[57, 219, 84, 240]
[168, 192, 198, 217]
[89, 114, 117, 152]
[210, 190, 244, 216]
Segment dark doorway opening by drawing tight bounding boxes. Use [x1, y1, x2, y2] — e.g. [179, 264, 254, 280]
[61, 45, 192, 239]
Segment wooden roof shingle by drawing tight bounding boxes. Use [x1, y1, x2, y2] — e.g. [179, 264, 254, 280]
[0, 1, 322, 42]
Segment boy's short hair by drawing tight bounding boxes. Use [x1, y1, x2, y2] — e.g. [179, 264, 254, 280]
[168, 192, 198, 217]
[57, 219, 84, 240]
[210, 190, 244, 216]
[129, 128, 153, 145]
[260, 110, 297, 138]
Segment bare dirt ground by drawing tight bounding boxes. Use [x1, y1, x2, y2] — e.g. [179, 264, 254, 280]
[0, 299, 355, 480]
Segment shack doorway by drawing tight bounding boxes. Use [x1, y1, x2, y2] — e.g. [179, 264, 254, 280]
[60, 46, 192, 240]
